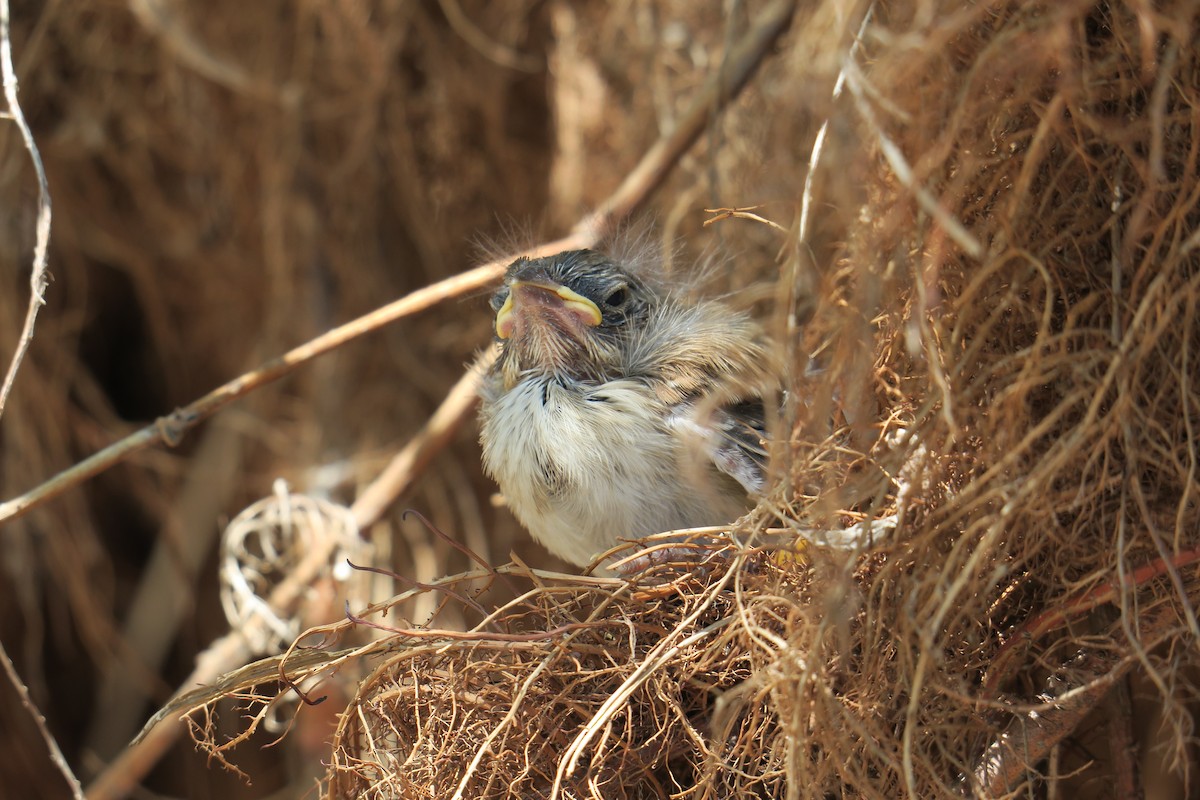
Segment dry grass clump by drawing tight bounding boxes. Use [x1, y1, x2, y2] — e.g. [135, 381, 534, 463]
[324, 550, 803, 799]
[792, 0, 1200, 794]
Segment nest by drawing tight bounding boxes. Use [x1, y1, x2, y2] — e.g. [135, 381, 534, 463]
[323, 549, 805, 799]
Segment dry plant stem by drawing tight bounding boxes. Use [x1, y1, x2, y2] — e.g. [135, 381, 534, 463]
[0, 0, 53, 422]
[347, 612, 615, 645]
[841, 56, 984, 260]
[795, 2, 872, 246]
[435, 0, 540, 73]
[128, 0, 263, 96]
[969, 602, 1183, 797]
[578, 0, 798, 237]
[972, 670, 1118, 796]
[0, 638, 85, 799]
[86, 633, 252, 800]
[85, 421, 245, 756]
[784, 0, 872, 440]
[345, 561, 495, 626]
[350, 345, 497, 530]
[703, 206, 788, 233]
[984, 544, 1200, 694]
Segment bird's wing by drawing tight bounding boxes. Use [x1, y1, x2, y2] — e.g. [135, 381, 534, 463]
[624, 298, 775, 495]
[668, 398, 768, 496]
[710, 399, 768, 495]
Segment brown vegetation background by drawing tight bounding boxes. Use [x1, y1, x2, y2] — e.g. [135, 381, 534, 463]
[2, 0, 1199, 798]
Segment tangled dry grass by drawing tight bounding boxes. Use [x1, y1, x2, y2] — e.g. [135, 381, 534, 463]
[2, 0, 1199, 798]
[317, 549, 801, 799]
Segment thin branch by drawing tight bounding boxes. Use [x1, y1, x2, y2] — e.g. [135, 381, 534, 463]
[436, 0, 541, 73]
[968, 602, 1182, 797]
[0, 638, 84, 799]
[128, 0, 273, 98]
[85, 518, 346, 800]
[795, 1, 873, 246]
[0, 0, 53, 421]
[703, 206, 788, 233]
[971, 655, 1125, 797]
[579, 0, 799, 237]
[350, 346, 496, 529]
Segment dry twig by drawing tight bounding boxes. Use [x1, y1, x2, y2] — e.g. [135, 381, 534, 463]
[0, 0, 52, 421]
[1, 638, 84, 799]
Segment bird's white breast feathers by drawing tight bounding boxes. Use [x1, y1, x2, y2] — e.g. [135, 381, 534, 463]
[480, 376, 745, 566]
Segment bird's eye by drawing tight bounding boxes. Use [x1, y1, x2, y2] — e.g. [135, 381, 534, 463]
[604, 286, 628, 308]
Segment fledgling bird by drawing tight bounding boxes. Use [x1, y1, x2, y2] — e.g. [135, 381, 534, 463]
[478, 246, 775, 567]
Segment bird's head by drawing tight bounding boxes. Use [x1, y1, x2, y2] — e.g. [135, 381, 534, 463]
[490, 250, 655, 386]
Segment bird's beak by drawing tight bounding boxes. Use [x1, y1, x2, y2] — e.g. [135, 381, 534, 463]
[495, 281, 603, 340]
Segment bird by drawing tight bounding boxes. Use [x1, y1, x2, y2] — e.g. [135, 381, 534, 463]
[478, 245, 775, 568]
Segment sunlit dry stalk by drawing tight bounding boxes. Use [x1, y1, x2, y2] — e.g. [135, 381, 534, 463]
[0, 0, 52, 422]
